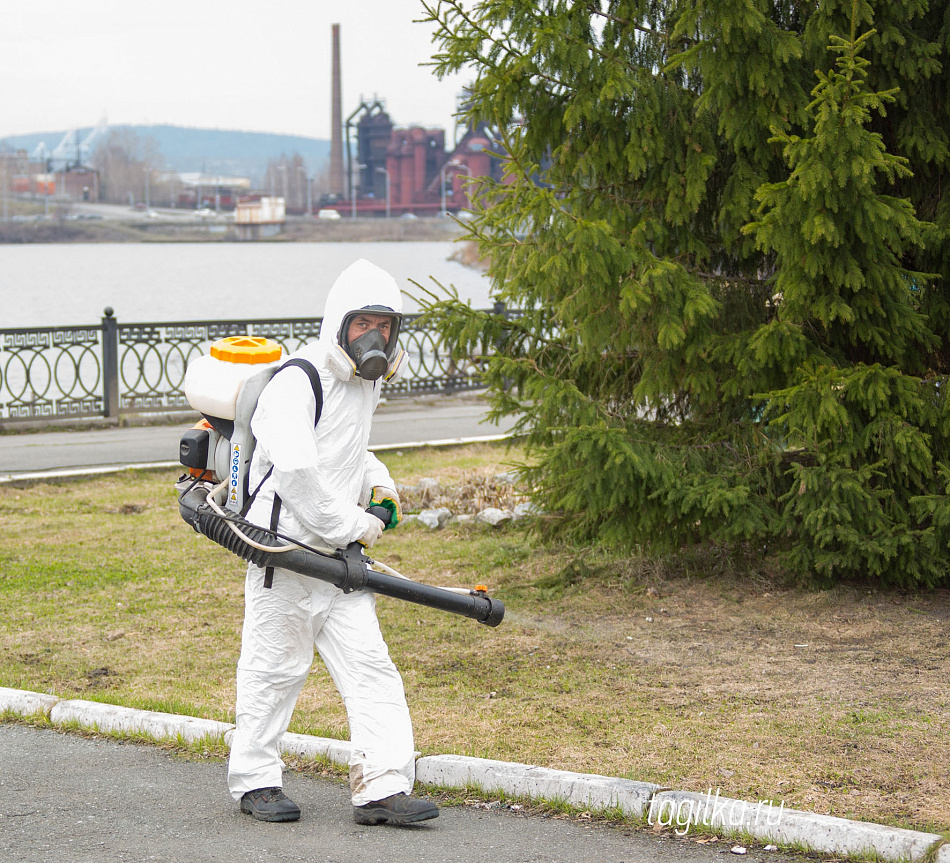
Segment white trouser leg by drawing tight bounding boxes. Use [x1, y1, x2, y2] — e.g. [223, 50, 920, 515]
[228, 565, 315, 800]
[315, 591, 416, 806]
[228, 564, 415, 806]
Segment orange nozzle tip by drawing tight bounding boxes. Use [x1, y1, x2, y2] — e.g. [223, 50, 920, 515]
[475, 584, 488, 593]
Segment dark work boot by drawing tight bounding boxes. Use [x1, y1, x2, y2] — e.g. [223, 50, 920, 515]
[240, 787, 301, 822]
[353, 792, 440, 826]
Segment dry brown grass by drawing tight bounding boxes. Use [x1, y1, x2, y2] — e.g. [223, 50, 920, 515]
[376, 532, 950, 833]
[1, 451, 948, 834]
[398, 465, 529, 514]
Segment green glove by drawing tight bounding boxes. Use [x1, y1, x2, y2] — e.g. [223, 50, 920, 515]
[371, 486, 402, 530]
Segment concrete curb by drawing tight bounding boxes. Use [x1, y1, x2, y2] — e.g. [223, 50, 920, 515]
[277, 730, 353, 767]
[47, 697, 233, 743]
[1, 686, 945, 862]
[648, 790, 943, 861]
[415, 754, 658, 818]
[0, 461, 181, 485]
[0, 686, 60, 716]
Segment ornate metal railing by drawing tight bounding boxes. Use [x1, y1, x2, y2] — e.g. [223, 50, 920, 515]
[0, 308, 492, 426]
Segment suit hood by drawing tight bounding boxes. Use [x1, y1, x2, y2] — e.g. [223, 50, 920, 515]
[319, 259, 404, 354]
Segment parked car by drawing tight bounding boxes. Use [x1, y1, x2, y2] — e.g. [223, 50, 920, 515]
[317, 208, 341, 220]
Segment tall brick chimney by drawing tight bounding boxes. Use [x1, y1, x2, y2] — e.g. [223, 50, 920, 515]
[329, 23, 345, 197]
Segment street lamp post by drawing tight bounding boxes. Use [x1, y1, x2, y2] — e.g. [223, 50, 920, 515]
[351, 163, 366, 219]
[440, 161, 457, 218]
[440, 161, 472, 217]
[376, 167, 390, 219]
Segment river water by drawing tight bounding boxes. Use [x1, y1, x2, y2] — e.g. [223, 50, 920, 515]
[0, 241, 493, 328]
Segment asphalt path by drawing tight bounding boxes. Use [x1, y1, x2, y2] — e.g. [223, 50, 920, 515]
[0, 394, 517, 481]
[0, 724, 799, 863]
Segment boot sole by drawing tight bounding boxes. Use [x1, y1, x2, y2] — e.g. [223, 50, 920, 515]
[353, 806, 439, 826]
[240, 802, 301, 822]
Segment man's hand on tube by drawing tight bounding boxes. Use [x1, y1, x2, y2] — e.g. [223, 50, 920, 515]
[371, 486, 402, 530]
[358, 516, 384, 549]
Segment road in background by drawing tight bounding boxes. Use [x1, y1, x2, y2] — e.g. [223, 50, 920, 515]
[64, 201, 230, 222]
[0, 393, 517, 481]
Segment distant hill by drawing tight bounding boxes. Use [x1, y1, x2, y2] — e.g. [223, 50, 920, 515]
[0, 124, 330, 184]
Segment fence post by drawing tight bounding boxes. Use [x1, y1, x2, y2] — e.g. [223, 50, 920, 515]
[102, 307, 119, 419]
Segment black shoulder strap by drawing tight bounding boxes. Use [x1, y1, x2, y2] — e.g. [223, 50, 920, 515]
[263, 491, 282, 589]
[240, 357, 324, 517]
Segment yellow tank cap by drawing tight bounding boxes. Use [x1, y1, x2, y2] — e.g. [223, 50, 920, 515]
[210, 336, 283, 364]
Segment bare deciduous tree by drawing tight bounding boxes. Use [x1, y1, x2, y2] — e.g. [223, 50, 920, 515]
[91, 130, 164, 206]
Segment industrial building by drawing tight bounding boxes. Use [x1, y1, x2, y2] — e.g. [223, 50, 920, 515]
[1, 124, 104, 203]
[337, 99, 503, 218]
[325, 22, 505, 218]
[1, 149, 100, 203]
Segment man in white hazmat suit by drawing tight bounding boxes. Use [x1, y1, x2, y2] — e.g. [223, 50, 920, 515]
[227, 259, 439, 826]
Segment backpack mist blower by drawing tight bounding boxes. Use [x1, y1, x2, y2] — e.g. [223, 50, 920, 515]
[176, 337, 504, 628]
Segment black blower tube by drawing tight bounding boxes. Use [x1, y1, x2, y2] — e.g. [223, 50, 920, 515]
[179, 485, 504, 627]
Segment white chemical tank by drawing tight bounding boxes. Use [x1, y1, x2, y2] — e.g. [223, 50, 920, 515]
[184, 336, 283, 420]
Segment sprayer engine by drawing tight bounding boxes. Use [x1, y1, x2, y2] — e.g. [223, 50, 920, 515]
[179, 421, 239, 496]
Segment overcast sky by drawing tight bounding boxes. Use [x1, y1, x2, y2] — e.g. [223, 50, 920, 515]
[1, 0, 469, 141]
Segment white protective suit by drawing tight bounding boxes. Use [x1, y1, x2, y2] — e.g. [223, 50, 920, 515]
[227, 259, 415, 806]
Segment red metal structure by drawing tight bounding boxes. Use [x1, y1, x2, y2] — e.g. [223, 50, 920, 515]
[342, 98, 504, 218]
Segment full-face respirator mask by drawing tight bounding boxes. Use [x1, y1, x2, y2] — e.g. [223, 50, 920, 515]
[347, 326, 390, 380]
[327, 305, 408, 382]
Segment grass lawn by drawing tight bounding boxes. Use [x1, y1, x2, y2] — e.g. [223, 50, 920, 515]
[1, 441, 948, 834]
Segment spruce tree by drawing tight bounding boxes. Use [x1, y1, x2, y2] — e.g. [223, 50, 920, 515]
[743, 23, 943, 583]
[419, 0, 950, 586]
